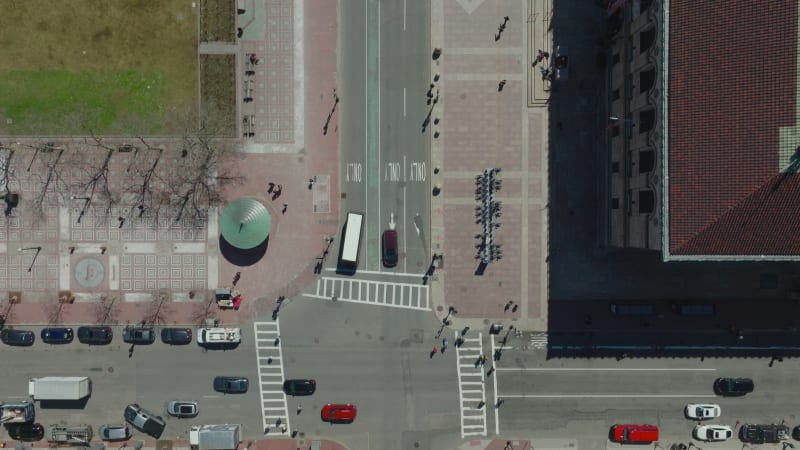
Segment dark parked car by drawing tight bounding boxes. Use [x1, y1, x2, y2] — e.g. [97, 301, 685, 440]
[6, 423, 44, 441]
[713, 377, 754, 396]
[77, 326, 113, 345]
[213, 376, 249, 394]
[1, 328, 35, 346]
[382, 229, 398, 268]
[124, 404, 165, 439]
[122, 326, 155, 345]
[283, 379, 316, 396]
[41, 327, 74, 344]
[792, 425, 800, 441]
[161, 328, 192, 345]
[739, 424, 789, 444]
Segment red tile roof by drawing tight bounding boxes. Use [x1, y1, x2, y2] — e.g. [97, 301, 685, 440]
[668, 0, 799, 256]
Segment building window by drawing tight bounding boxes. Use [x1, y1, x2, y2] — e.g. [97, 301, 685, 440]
[638, 190, 655, 214]
[611, 162, 620, 173]
[627, 37, 634, 62]
[639, 67, 656, 93]
[639, 27, 656, 54]
[638, 109, 656, 134]
[612, 53, 620, 65]
[611, 89, 620, 101]
[640, 0, 654, 14]
[612, 198, 620, 209]
[638, 150, 655, 173]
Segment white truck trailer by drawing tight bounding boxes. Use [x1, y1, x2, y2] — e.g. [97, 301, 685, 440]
[28, 377, 91, 401]
[189, 424, 241, 450]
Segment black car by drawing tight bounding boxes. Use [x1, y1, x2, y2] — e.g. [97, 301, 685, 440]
[283, 379, 316, 396]
[713, 377, 754, 396]
[740, 424, 789, 444]
[6, 423, 44, 442]
[1, 328, 35, 346]
[793, 425, 800, 441]
[161, 328, 192, 345]
[77, 326, 113, 345]
[122, 326, 155, 345]
[41, 327, 74, 344]
[213, 376, 249, 394]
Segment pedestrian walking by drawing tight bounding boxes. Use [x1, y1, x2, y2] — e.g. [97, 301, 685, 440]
[495, 398, 505, 408]
[498, 80, 506, 91]
[267, 182, 275, 194]
[282, 203, 288, 214]
[504, 15, 509, 22]
[504, 300, 513, 312]
[511, 304, 518, 313]
[487, 366, 495, 377]
[430, 346, 437, 358]
[233, 271, 241, 286]
[442, 338, 448, 351]
[297, 404, 302, 415]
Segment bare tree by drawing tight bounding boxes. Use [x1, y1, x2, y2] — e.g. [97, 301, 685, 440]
[120, 138, 165, 222]
[70, 137, 116, 218]
[164, 108, 244, 224]
[143, 291, 174, 326]
[93, 295, 120, 325]
[29, 145, 66, 221]
[189, 290, 217, 325]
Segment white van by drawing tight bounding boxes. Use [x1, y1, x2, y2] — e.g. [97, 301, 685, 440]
[196, 327, 241, 345]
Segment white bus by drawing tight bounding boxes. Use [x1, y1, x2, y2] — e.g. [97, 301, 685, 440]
[337, 212, 363, 275]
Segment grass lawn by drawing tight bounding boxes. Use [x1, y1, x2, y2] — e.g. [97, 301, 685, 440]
[0, 0, 198, 135]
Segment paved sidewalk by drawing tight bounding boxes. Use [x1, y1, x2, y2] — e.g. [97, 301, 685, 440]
[429, 0, 550, 332]
[0, 0, 340, 328]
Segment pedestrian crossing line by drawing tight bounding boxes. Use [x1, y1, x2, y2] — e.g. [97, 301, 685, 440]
[254, 321, 291, 436]
[306, 276, 430, 311]
[455, 330, 487, 438]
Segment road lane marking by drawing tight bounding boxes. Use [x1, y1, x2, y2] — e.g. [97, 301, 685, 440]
[202, 395, 220, 398]
[403, 87, 406, 117]
[403, 0, 406, 30]
[496, 368, 717, 371]
[456, 330, 487, 438]
[499, 394, 717, 398]
[310, 276, 429, 310]
[254, 321, 290, 435]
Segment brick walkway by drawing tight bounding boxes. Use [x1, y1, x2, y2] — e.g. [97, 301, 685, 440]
[430, 0, 551, 332]
[0, 0, 340, 330]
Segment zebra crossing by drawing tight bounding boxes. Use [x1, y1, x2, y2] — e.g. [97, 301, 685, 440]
[308, 276, 430, 310]
[455, 331, 487, 438]
[253, 321, 290, 435]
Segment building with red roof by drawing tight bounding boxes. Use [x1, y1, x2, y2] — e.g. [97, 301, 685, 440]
[607, 0, 800, 260]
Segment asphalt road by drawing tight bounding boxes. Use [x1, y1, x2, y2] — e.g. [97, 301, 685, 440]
[0, 326, 262, 442]
[481, 334, 800, 449]
[276, 295, 456, 450]
[339, 0, 431, 274]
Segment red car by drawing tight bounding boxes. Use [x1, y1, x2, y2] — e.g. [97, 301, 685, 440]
[321, 404, 356, 423]
[610, 424, 659, 444]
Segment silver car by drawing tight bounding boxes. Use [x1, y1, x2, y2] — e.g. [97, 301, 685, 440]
[167, 400, 198, 418]
[99, 424, 131, 441]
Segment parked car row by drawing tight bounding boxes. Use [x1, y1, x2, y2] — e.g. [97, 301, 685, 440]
[611, 377, 799, 445]
[0, 326, 237, 347]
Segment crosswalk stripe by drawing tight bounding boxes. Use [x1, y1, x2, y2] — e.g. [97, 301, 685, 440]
[455, 330, 487, 438]
[306, 276, 430, 310]
[254, 321, 291, 436]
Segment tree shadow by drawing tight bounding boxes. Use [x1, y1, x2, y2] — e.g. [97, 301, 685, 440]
[93, 295, 120, 325]
[219, 235, 269, 266]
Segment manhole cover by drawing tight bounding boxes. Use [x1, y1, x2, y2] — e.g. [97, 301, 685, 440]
[74, 257, 105, 288]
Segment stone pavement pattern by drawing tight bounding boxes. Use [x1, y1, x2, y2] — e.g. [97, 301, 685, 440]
[0, 0, 339, 328]
[430, 0, 549, 332]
